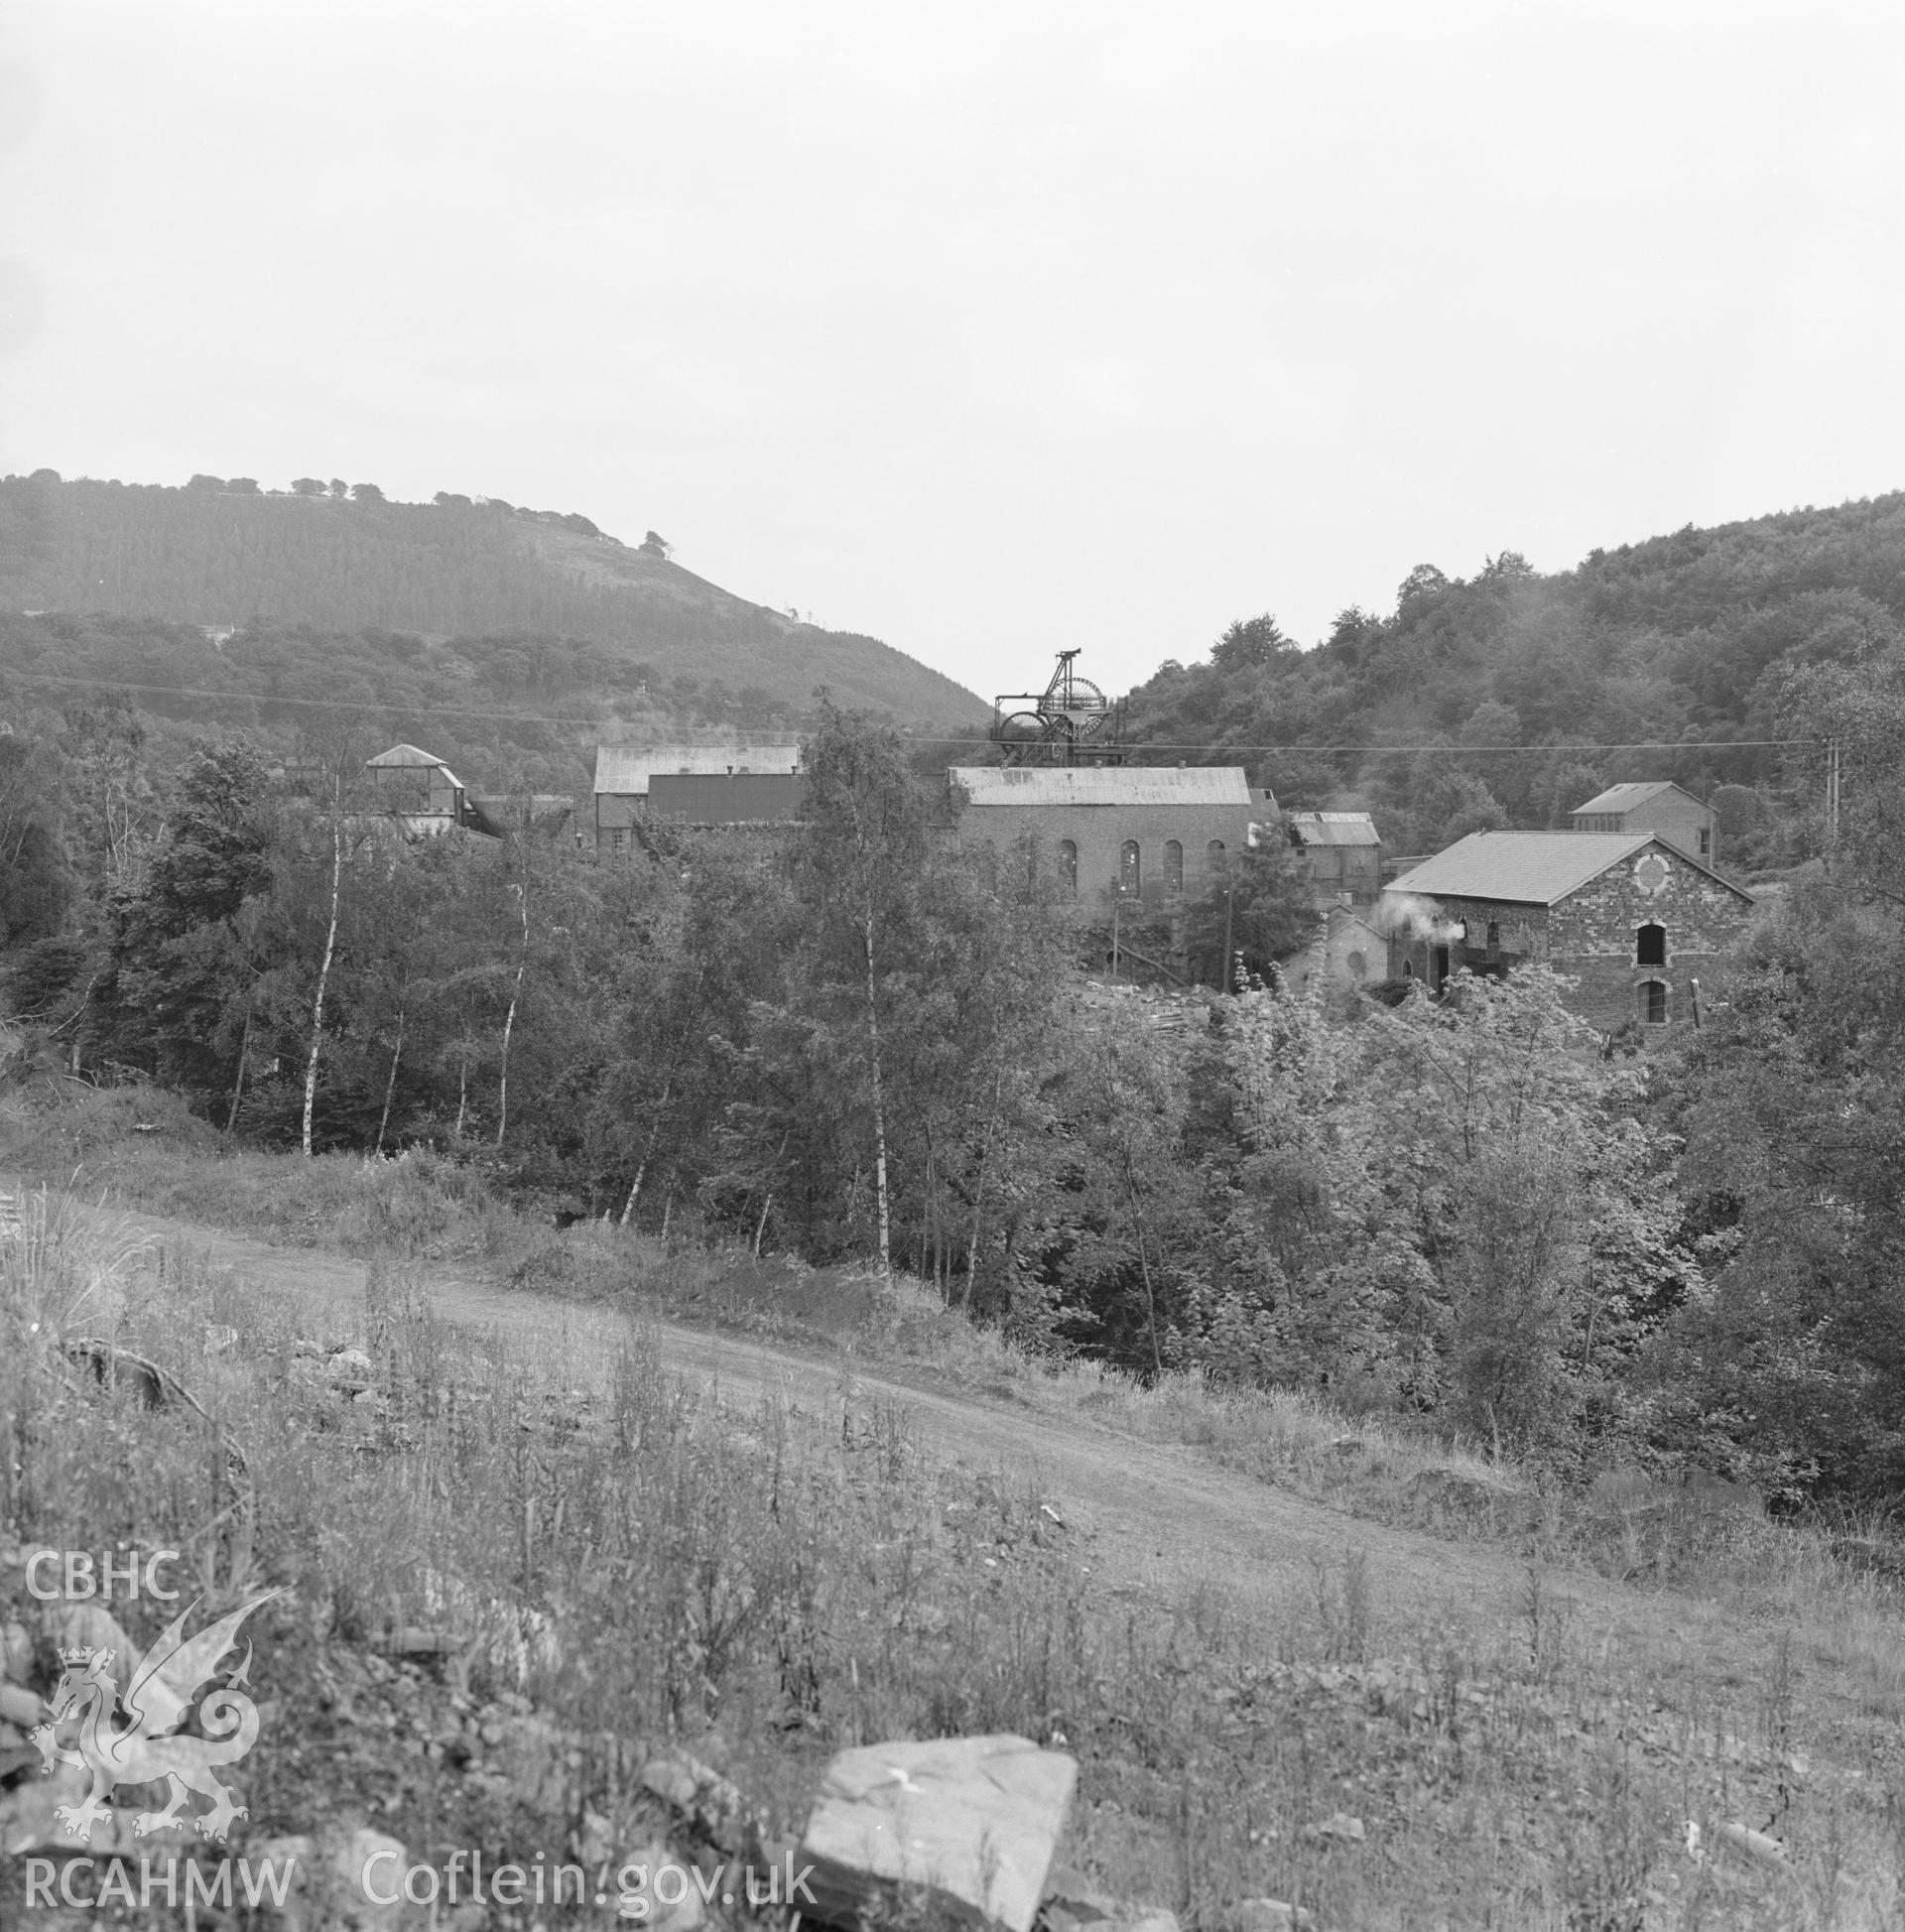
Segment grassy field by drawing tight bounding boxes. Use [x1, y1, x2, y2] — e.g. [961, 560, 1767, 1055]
[3, 1098, 1905, 1925]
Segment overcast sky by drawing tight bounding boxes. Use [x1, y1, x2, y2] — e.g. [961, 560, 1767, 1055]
[3, 3, 1902, 704]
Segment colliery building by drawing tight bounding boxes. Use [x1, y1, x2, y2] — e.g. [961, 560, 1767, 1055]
[592, 744, 805, 849]
[1287, 811, 1382, 910]
[1570, 779, 1717, 862]
[1382, 830, 1755, 1031]
[947, 765, 1273, 904]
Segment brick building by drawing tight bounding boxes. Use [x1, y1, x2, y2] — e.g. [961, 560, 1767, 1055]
[592, 744, 804, 850]
[1383, 830, 1755, 1032]
[1571, 781, 1717, 864]
[948, 766, 1272, 905]
[1287, 812, 1382, 910]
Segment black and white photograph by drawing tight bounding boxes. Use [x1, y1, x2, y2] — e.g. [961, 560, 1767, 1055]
[2, 4, 1904, 1926]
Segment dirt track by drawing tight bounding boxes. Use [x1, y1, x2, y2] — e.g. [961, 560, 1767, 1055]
[126, 1209, 1644, 1652]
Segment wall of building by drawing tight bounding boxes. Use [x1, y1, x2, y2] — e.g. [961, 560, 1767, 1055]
[1286, 908, 1386, 996]
[594, 774, 807, 844]
[1297, 842, 1382, 909]
[1616, 794, 1716, 864]
[1384, 843, 1754, 1031]
[956, 800, 1260, 905]
[648, 772, 808, 823]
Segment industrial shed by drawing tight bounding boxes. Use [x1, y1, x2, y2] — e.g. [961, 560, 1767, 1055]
[592, 743, 805, 848]
[1286, 811, 1382, 910]
[1383, 829, 1756, 1032]
[949, 764, 1273, 905]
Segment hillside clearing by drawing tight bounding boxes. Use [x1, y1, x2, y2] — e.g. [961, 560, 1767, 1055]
[5, 1179, 1898, 1927]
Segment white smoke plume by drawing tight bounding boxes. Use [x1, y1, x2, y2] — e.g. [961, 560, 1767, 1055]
[1381, 892, 1464, 944]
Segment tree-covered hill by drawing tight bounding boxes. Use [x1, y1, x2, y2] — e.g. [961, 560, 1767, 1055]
[1126, 491, 1905, 864]
[0, 472, 984, 725]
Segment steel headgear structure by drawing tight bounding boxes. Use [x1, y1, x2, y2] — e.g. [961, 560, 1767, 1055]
[989, 650, 1126, 765]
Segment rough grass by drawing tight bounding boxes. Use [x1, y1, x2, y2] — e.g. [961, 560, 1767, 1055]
[3, 1199, 1905, 1926]
[10, 1094, 1903, 1608]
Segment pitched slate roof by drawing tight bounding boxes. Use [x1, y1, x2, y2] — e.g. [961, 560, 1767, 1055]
[1572, 780, 1702, 817]
[951, 765, 1252, 807]
[593, 743, 802, 796]
[1288, 811, 1381, 846]
[1386, 830, 1755, 907]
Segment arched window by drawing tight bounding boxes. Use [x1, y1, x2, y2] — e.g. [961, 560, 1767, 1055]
[1639, 979, 1668, 1025]
[1120, 839, 1141, 896]
[1346, 950, 1367, 982]
[1164, 839, 1184, 894]
[1059, 838, 1078, 893]
[1206, 838, 1225, 867]
[1485, 921, 1499, 953]
[1403, 958, 1415, 977]
[1635, 922, 1666, 966]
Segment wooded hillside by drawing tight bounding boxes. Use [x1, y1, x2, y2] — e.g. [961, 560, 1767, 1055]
[0, 472, 984, 725]
[1126, 492, 1905, 864]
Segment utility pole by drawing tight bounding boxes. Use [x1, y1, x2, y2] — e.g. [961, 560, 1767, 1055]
[1221, 882, 1235, 993]
[1111, 894, 1122, 981]
[1827, 735, 1842, 856]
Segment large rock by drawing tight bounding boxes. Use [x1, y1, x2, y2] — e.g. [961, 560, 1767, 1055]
[251, 1827, 408, 1931]
[1, 1617, 32, 1681]
[57, 1606, 137, 1697]
[800, 1734, 1076, 1932]
[1238, 1901, 1314, 1932]
[0, 1681, 44, 1730]
[0, 1760, 190, 1856]
[1041, 1868, 1182, 1932]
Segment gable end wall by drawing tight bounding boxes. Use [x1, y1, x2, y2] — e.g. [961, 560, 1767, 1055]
[1387, 846, 1754, 1031]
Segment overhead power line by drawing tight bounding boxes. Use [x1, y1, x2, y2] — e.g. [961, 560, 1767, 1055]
[0, 666, 1813, 755]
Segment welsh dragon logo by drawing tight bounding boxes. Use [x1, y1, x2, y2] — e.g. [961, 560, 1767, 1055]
[27, 1593, 279, 1844]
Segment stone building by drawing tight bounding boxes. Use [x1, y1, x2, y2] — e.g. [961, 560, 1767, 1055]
[1383, 830, 1755, 1032]
[592, 743, 804, 850]
[947, 765, 1272, 906]
[1284, 904, 1388, 998]
[1571, 781, 1717, 864]
[1287, 811, 1382, 910]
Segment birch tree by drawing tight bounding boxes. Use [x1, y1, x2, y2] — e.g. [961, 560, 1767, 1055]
[792, 704, 932, 1281]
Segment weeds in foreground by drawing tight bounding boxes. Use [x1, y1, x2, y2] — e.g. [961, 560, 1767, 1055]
[2, 1207, 1904, 1926]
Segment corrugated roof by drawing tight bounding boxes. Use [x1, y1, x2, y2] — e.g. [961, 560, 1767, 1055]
[1289, 812, 1381, 846]
[1571, 781, 1699, 817]
[951, 765, 1252, 807]
[593, 743, 802, 796]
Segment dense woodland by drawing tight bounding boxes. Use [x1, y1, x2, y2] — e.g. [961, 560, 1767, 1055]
[1126, 495, 1905, 867]
[0, 488, 1902, 1506]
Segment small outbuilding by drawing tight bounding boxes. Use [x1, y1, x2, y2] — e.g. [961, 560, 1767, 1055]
[1571, 781, 1717, 864]
[1383, 829, 1755, 1032]
[364, 743, 475, 836]
[1286, 811, 1382, 910]
[1283, 903, 1388, 998]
